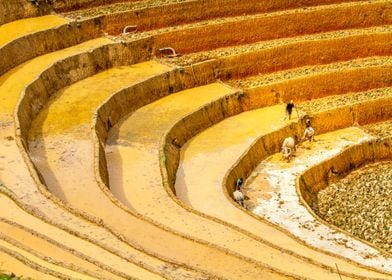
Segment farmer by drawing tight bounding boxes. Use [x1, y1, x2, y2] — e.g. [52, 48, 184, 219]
[301, 120, 315, 143]
[285, 100, 298, 120]
[235, 178, 243, 189]
[233, 178, 245, 206]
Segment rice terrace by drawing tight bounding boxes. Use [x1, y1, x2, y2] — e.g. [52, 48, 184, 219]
[0, 0, 391, 279]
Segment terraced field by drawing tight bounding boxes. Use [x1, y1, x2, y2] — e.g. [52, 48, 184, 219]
[0, 0, 391, 279]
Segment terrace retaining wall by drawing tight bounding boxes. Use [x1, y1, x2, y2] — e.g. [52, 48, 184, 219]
[224, 97, 392, 198]
[0, 18, 105, 76]
[151, 1, 392, 55]
[298, 136, 392, 207]
[16, 38, 152, 143]
[0, 0, 50, 25]
[244, 65, 392, 110]
[96, 0, 362, 35]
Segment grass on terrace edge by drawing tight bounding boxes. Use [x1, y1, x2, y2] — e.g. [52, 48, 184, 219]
[0, 274, 20, 280]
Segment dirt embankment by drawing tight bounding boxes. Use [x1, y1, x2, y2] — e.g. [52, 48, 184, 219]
[298, 87, 392, 114]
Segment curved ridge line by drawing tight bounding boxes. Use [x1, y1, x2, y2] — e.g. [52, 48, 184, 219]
[295, 135, 392, 258]
[0, 232, 102, 279]
[92, 75, 298, 279]
[0, 217, 129, 279]
[11, 41, 173, 280]
[221, 97, 392, 276]
[0, 241, 81, 280]
[93, 60, 392, 279]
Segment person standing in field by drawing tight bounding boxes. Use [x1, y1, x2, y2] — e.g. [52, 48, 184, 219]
[233, 178, 244, 207]
[285, 100, 298, 120]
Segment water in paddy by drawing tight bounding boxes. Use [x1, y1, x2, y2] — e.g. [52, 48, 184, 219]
[106, 82, 235, 210]
[0, 37, 112, 119]
[28, 61, 170, 205]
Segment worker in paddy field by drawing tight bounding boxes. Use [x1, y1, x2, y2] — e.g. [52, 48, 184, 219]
[285, 100, 299, 120]
[233, 178, 245, 207]
[301, 119, 315, 143]
[281, 136, 296, 162]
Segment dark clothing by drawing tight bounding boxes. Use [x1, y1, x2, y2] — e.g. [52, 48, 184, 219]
[235, 178, 243, 190]
[286, 103, 295, 114]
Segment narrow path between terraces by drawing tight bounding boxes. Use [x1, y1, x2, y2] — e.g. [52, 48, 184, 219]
[175, 101, 392, 278]
[28, 62, 288, 280]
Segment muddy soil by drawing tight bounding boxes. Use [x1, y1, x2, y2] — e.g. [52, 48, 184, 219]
[317, 161, 392, 254]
